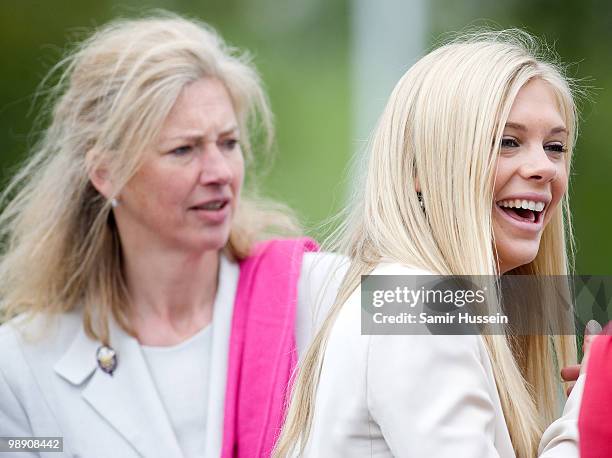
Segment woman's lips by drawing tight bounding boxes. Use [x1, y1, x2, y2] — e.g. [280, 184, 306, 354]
[189, 200, 231, 224]
[495, 203, 544, 233]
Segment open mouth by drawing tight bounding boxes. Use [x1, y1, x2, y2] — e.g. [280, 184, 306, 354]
[189, 199, 229, 211]
[496, 199, 546, 224]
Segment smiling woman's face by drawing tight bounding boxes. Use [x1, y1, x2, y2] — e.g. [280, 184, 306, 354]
[492, 78, 569, 273]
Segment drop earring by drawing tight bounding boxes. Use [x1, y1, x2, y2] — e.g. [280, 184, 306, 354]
[417, 192, 424, 210]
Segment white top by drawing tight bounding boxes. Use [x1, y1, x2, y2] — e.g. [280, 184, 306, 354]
[0, 251, 348, 458]
[299, 262, 583, 457]
[141, 325, 213, 458]
[138, 252, 346, 458]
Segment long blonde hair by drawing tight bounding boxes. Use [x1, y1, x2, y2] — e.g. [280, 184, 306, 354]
[275, 30, 578, 458]
[0, 12, 298, 343]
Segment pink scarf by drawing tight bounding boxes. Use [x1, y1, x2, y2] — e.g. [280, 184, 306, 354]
[221, 238, 319, 457]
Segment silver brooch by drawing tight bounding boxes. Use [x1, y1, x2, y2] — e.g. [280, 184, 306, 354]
[96, 345, 117, 376]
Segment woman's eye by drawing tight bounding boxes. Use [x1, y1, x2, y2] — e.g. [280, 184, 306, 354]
[500, 137, 519, 148]
[220, 139, 239, 150]
[170, 145, 193, 156]
[545, 143, 567, 153]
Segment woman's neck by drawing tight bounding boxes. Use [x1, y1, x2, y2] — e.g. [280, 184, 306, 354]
[122, 245, 220, 346]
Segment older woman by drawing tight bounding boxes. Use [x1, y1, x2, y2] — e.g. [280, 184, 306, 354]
[0, 13, 344, 458]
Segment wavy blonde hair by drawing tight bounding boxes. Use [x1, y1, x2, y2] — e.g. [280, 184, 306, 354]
[0, 12, 298, 343]
[275, 30, 578, 458]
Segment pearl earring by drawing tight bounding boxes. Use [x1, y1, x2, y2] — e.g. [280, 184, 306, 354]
[111, 198, 119, 208]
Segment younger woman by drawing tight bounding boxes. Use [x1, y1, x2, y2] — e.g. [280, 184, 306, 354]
[275, 31, 582, 457]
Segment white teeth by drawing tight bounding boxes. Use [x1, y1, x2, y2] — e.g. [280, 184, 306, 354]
[498, 199, 546, 212]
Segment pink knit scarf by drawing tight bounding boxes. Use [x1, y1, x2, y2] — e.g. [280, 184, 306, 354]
[221, 238, 319, 457]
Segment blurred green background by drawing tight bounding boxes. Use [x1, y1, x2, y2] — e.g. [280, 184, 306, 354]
[1, 0, 610, 274]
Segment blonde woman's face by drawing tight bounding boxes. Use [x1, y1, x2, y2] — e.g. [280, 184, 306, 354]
[115, 78, 244, 253]
[493, 78, 568, 273]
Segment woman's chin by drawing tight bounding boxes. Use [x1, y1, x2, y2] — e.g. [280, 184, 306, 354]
[496, 240, 541, 273]
[201, 235, 231, 253]
[178, 230, 232, 254]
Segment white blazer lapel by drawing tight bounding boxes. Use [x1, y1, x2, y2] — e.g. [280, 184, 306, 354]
[55, 318, 184, 458]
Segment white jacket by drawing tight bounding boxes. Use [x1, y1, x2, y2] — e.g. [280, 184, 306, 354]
[300, 262, 583, 457]
[0, 252, 347, 458]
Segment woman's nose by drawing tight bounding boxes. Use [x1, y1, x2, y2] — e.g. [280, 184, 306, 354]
[519, 147, 558, 183]
[198, 144, 233, 185]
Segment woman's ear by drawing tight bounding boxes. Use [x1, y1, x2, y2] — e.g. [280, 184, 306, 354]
[86, 149, 113, 199]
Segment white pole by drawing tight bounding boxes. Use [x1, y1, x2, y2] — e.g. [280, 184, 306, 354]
[351, 0, 429, 144]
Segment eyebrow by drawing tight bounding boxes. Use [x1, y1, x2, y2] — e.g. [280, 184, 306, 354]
[163, 125, 240, 143]
[504, 122, 567, 135]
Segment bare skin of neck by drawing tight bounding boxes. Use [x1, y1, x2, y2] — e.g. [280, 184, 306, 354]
[122, 245, 220, 347]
